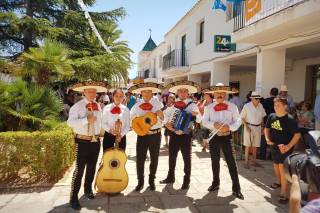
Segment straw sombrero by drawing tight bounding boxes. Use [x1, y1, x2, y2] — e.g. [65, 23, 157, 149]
[70, 80, 110, 93]
[165, 80, 200, 94]
[204, 83, 238, 94]
[128, 82, 164, 94]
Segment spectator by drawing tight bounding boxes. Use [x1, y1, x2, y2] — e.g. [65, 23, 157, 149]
[197, 93, 213, 152]
[240, 91, 266, 168]
[264, 97, 301, 204]
[279, 85, 295, 109]
[126, 92, 136, 110]
[163, 94, 175, 147]
[297, 101, 314, 129]
[230, 92, 244, 112]
[260, 87, 279, 160]
[102, 92, 110, 105]
[315, 94, 320, 131]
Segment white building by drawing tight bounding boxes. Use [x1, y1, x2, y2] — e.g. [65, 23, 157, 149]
[137, 0, 320, 104]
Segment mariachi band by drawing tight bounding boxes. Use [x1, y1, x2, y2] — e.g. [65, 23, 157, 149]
[67, 80, 244, 210]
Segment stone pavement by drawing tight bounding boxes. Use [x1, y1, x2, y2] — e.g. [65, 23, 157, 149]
[0, 131, 289, 213]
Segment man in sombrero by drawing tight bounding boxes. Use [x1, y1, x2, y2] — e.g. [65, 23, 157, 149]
[160, 80, 201, 190]
[202, 83, 244, 199]
[129, 82, 164, 191]
[67, 81, 109, 210]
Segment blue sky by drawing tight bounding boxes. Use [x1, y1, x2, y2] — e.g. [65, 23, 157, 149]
[90, 0, 198, 79]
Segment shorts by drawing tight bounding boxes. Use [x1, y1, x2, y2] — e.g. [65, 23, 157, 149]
[243, 126, 261, 147]
[271, 145, 293, 164]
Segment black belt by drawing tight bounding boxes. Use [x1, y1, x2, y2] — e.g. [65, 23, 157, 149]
[246, 122, 261, 127]
[148, 129, 161, 135]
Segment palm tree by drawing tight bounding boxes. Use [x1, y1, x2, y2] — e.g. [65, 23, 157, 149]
[0, 80, 63, 131]
[20, 39, 74, 86]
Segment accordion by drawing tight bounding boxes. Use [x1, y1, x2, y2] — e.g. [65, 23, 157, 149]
[171, 109, 195, 135]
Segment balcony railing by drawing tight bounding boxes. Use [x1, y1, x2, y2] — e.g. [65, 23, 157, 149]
[233, 0, 306, 32]
[162, 49, 189, 70]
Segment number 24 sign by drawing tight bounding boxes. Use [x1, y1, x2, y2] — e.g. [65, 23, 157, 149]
[214, 35, 232, 52]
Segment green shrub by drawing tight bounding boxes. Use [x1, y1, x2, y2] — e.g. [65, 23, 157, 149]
[0, 123, 75, 184]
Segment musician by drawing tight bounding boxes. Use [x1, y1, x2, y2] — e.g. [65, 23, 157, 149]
[67, 81, 109, 210]
[160, 81, 201, 190]
[129, 83, 164, 191]
[202, 83, 244, 200]
[102, 88, 130, 151]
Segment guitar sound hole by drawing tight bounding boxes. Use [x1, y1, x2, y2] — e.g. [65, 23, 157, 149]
[145, 117, 151, 124]
[110, 159, 119, 169]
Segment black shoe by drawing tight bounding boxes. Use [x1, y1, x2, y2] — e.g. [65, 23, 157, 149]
[233, 191, 244, 200]
[69, 200, 81, 210]
[208, 183, 220, 192]
[84, 191, 95, 200]
[149, 179, 156, 191]
[135, 181, 144, 191]
[159, 178, 175, 184]
[180, 183, 190, 190]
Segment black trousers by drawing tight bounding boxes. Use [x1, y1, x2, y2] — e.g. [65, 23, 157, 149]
[136, 132, 161, 181]
[209, 135, 240, 192]
[70, 138, 100, 202]
[166, 133, 192, 184]
[103, 131, 126, 152]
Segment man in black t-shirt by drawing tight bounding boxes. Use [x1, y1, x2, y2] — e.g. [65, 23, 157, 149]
[260, 88, 279, 160]
[265, 97, 301, 204]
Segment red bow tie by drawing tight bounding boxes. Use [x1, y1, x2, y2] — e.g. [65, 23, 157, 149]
[174, 101, 187, 109]
[139, 102, 153, 111]
[111, 106, 121, 114]
[214, 103, 228, 112]
[86, 102, 99, 111]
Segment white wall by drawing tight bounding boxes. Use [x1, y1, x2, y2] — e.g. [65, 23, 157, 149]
[230, 70, 256, 100]
[286, 56, 320, 102]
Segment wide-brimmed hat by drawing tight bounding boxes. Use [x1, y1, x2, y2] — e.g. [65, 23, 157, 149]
[280, 85, 288, 92]
[70, 81, 110, 93]
[250, 91, 263, 99]
[128, 82, 163, 94]
[165, 80, 200, 94]
[204, 83, 238, 94]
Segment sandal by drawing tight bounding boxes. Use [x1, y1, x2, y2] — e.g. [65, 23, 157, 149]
[270, 183, 281, 189]
[278, 196, 288, 204]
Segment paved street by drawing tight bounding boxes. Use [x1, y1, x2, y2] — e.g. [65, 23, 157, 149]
[0, 131, 289, 213]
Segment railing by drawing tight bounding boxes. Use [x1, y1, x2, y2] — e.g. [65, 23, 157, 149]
[233, 0, 306, 32]
[162, 49, 189, 70]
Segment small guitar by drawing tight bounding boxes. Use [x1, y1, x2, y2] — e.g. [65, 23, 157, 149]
[95, 119, 128, 194]
[132, 112, 157, 136]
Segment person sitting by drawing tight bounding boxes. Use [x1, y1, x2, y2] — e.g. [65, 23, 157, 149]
[297, 101, 314, 129]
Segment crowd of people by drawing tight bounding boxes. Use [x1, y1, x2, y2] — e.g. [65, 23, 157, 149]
[63, 80, 319, 211]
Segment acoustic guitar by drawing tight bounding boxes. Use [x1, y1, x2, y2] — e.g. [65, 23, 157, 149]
[95, 119, 128, 194]
[132, 112, 157, 136]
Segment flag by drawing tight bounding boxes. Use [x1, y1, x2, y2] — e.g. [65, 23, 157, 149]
[212, 0, 227, 11]
[226, 0, 242, 21]
[245, 0, 262, 21]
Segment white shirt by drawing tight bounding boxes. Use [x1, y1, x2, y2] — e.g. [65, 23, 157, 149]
[102, 103, 130, 137]
[240, 102, 266, 126]
[163, 98, 202, 124]
[130, 98, 164, 130]
[202, 100, 241, 132]
[102, 94, 110, 103]
[163, 105, 174, 124]
[67, 98, 102, 135]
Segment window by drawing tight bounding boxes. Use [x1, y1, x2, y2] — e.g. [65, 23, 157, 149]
[159, 55, 162, 68]
[197, 20, 205, 45]
[199, 21, 204, 44]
